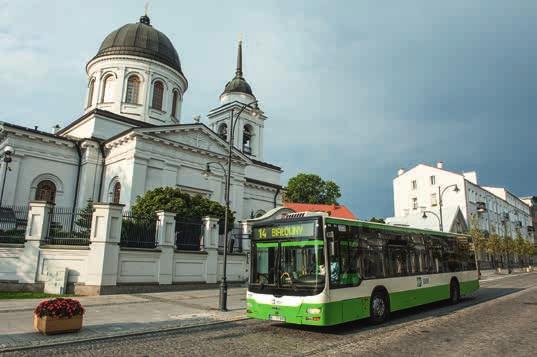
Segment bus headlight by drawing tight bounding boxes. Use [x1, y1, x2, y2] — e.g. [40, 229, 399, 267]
[307, 308, 321, 315]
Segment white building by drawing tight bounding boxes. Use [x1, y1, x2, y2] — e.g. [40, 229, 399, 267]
[0, 13, 283, 220]
[386, 162, 533, 241]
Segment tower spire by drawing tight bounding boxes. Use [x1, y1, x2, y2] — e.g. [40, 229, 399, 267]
[235, 35, 243, 78]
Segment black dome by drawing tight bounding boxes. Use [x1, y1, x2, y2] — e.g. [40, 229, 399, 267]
[90, 15, 183, 75]
[223, 77, 253, 96]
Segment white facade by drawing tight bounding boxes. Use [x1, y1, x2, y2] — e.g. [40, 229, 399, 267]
[0, 15, 283, 221]
[387, 162, 533, 240]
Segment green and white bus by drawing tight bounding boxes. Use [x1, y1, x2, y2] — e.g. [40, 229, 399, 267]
[247, 212, 479, 326]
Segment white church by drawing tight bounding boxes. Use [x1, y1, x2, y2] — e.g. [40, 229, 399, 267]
[0, 13, 284, 220]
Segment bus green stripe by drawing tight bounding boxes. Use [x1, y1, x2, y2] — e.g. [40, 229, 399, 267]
[256, 240, 324, 248]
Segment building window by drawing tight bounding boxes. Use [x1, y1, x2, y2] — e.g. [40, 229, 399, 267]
[412, 197, 418, 210]
[151, 81, 164, 110]
[101, 74, 115, 103]
[112, 182, 121, 204]
[125, 75, 140, 104]
[431, 193, 438, 206]
[430, 175, 436, 185]
[171, 90, 179, 118]
[218, 123, 228, 141]
[243, 124, 253, 154]
[87, 78, 95, 107]
[411, 180, 417, 190]
[35, 180, 56, 203]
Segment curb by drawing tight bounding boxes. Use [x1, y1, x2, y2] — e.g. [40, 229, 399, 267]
[0, 315, 248, 353]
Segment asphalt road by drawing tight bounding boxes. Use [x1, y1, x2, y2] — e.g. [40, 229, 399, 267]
[6, 273, 537, 357]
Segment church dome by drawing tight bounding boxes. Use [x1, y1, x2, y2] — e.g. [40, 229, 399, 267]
[90, 15, 183, 75]
[221, 40, 255, 97]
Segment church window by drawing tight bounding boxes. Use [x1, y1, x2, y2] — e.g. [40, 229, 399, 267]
[152, 81, 164, 110]
[171, 90, 179, 118]
[125, 75, 140, 104]
[35, 180, 56, 203]
[218, 123, 228, 141]
[102, 74, 115, 103]
[243, 125, 253, 154]
[112, 182, 121, 204]
[87, 78, 95, 107]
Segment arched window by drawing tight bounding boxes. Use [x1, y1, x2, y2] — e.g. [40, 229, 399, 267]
[102, 74, 115, 103]
[218, 123, 228, 141]
[151, 81, 164, 110]
[87, 78, 95, 107]
[35, 180, 56, 203]
[243, 125, 253, 154]
[125, 75, 140, 104]
[112, 182, 121, 204]
[171, 90, 179, 118]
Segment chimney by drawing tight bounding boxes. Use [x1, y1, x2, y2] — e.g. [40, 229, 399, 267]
[436, 161, 444, 169]
[52, 124, 61, 134]
[397, 168, 405, 176]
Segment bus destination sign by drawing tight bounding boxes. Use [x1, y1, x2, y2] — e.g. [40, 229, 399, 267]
[253, 222, 315, 240]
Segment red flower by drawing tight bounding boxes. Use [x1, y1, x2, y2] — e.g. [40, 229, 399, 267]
[34, 298, 85, 318]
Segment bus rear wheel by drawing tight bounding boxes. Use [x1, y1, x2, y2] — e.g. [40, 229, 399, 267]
[369, 291, 389, 324]
[449, 279, 460, 304]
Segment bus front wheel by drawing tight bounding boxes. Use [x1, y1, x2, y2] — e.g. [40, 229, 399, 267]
[369, 290, 389, 324]
[449, 279, 460, 304]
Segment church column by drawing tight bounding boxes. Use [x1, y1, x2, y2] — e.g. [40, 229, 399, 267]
[127, 158, 148, 207]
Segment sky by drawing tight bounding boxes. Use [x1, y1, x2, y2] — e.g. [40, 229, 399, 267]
[0, 0, 535, 219]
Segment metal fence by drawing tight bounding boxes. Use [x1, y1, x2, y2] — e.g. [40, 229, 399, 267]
[45, 206, 92, 246]
[0, 205, 29, 244]
[120, 211, 158, 249]
[175, 217, 203, 251]
[219, 227, 245, 253]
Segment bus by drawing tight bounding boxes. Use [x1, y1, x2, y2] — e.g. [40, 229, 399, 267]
[246, 212, 479, 326]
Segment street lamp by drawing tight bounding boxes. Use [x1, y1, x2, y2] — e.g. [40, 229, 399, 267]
[204, 100, 260, 312]
[422, 208, 442, 231]
[438, 184, 460, 232]
[0, 146, 14, 208]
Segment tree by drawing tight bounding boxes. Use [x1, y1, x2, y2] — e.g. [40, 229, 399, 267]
[514, 231, 526, 267]
[75, 200, 94, 236]
[487, 233, 502, 268]
[369, 217, 386, 224]
[285, 173, 341, 204]
[501, 235, 514, 272]
[131, 187, 235, 229]
[468, 213, 486, 274]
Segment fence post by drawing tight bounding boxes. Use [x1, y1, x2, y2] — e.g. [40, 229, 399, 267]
[156, 211, 176, 285]
[17, 201, 53, 283]
[202, 216, 220, 283]
[86, 203, 124, 290]
[240, 220, 252, 252]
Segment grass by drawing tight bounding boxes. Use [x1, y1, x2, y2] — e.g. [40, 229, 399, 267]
[0, 291, 76, 300]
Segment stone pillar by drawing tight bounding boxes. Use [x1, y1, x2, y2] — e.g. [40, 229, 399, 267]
[18, 201, 53, 283]
[202, 216, 220, 283]
[86, 203, 123, 288]
[240, 220, 252, 252]
[156, 211, 176, 285]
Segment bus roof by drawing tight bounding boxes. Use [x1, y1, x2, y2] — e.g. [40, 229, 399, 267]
[324, 215, 468, 238]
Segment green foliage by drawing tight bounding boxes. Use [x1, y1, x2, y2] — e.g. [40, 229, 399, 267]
[514, 232, 526, 258]
[369, 217, 386, 224]
[285, 173, 341, 204]
[76, 200, 94, 233]
[131, 187, 234, 229]
[468, 213, 486, 252]
[501, 235, 514, 255]
[487, 233, 502, 257]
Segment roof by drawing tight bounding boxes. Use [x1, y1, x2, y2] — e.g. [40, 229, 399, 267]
[251, 159, 281, 171]
[89, 15, 183, 75]
[222, 40, 254, 97]
[284, 203, 357, 219]
[245, 177, 282, 190]
[57, 109, 155, 136]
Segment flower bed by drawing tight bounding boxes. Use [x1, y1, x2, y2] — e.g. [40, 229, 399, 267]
[34, 298, 85, 335]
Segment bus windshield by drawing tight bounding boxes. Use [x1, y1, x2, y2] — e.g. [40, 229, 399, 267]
[250, 219, 325, 296]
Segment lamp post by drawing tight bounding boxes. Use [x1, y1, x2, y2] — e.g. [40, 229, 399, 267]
[437, 184, 460, 232]
[0, 146, 14, 208]
[204, 100, 259, 311]
[422, 208, 442, 231]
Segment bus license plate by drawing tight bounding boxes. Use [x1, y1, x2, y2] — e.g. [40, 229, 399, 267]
[270, 315, 285, 322]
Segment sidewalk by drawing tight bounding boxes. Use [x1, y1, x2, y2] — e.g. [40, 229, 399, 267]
[0, 287, 247, 353]
[480, 268, 534, 282]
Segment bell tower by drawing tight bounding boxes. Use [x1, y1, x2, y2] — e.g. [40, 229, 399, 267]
[207, 39, 266, 160]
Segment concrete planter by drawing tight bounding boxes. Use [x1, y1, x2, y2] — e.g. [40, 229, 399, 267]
[33, 314, 83, 335]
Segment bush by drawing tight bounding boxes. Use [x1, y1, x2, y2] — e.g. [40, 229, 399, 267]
[34, 298, 85, 318]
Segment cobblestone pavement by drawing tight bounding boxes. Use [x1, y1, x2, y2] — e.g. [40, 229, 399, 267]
[5, 273, 537, 357]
